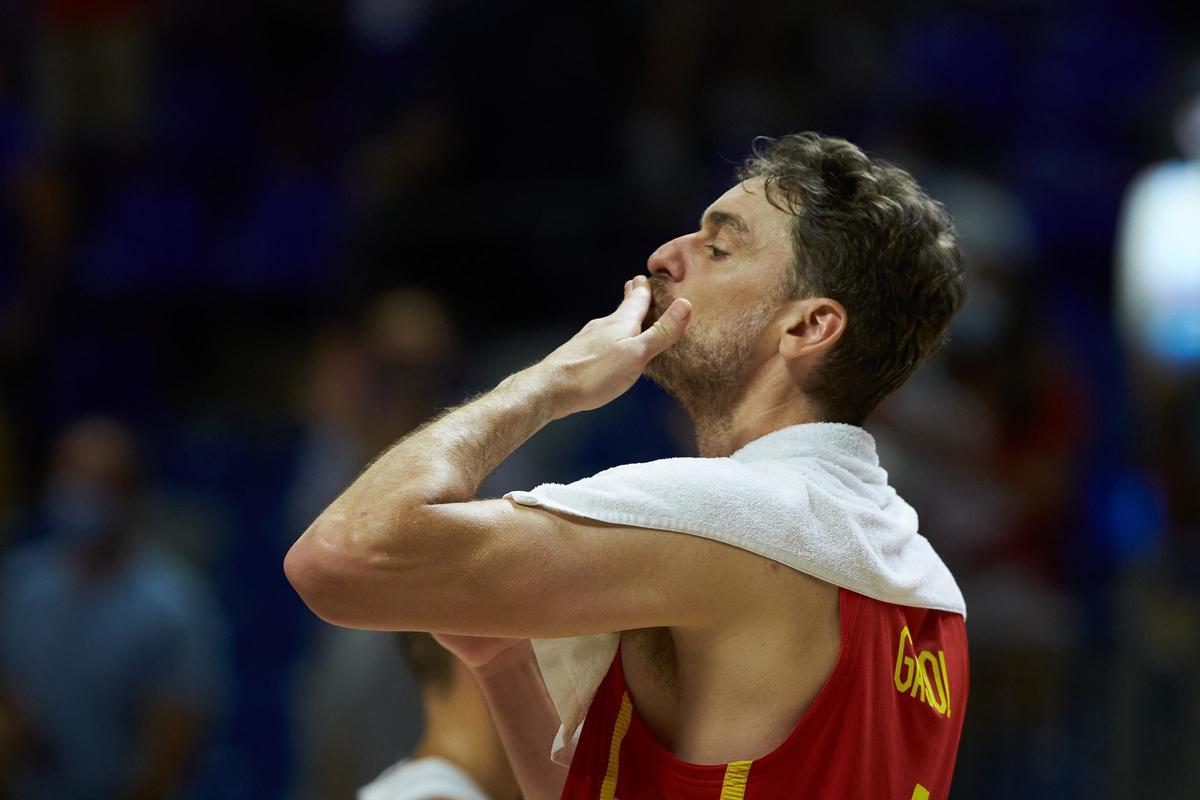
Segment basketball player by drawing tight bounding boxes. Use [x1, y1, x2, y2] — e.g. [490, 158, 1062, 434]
[286, 133, 969, 798]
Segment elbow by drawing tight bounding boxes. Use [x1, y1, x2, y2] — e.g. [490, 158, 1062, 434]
[284, 529, 368, 628]
[283, 539, 316, 606]
[284, 517, 422, 629]
[283, 537, 334, 624]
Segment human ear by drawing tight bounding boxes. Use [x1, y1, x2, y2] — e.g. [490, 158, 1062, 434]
[779, 297, 846, 361]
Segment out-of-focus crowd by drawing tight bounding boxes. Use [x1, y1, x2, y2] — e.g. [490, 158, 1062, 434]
[1, 1, 1198, 798]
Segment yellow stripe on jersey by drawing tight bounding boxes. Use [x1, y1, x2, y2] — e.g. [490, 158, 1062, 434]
[599, 692, 633, 800]
[720, 760, 753, 800]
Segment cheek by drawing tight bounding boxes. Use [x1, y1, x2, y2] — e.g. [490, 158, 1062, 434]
[685, 308, 727, 345]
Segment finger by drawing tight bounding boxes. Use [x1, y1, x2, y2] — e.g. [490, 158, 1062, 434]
[633, 297, 691, 358]
[614, 275, 652, 322]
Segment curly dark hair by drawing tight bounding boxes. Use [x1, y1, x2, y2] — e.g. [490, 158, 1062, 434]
[736, 132, 966, 425]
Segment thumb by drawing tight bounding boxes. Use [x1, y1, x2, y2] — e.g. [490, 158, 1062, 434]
[635, 298, 692, 357]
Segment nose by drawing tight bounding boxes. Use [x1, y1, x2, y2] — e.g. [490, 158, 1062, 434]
[646, 235, 687, 282]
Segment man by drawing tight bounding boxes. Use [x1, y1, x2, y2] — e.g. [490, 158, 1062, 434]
[358, 633, 520, 800]
[0, 417, 225, 800]
[286, 132, 968, 798]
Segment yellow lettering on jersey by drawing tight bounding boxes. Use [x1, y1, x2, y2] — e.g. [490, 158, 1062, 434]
[893, 626, 951, 718]
[911, 783, 930, 800]
[938, 649, 951, 717]
[894, 626, 915, 692]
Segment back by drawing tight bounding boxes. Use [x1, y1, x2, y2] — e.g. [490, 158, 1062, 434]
[560, 588, 968, 799]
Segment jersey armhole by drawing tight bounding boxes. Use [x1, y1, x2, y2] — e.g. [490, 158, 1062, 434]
[836, 586, 867, 663]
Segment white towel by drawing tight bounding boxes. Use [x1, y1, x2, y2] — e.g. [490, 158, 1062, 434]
[502, 421, 965, 766]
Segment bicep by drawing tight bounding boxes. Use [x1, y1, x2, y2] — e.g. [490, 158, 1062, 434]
[360, 499, 745, 637]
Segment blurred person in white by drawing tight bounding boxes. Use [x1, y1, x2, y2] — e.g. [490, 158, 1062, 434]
[358, 633, 519, 800]
[1116, 67, 1200, 531]
[1117, 74, 1200, 369]
[0, 417, 226, 800]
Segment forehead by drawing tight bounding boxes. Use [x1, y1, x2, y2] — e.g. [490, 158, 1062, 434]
[704, 177, 794, 249]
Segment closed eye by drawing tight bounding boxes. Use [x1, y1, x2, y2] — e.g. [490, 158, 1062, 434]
[705, 243, 730, 260]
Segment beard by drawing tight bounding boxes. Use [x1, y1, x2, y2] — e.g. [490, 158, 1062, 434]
[643, 277, 780, 415]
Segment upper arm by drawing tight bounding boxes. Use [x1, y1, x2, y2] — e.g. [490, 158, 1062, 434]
[287, 498, 763, 637]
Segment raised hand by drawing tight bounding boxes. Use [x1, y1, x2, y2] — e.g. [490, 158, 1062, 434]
[539, 274, 691, 419]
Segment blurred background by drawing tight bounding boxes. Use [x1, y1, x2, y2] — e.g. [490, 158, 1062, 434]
[1, 0, 1199, 798]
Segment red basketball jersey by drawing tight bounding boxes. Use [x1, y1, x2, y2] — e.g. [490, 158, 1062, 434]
[559, 588, 968, 799]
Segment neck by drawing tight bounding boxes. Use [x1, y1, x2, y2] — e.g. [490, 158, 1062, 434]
[411, 674, 519, 800]
[684, 368, 822, 457]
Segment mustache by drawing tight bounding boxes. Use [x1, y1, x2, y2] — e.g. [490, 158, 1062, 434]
[642, 277, 674, 331]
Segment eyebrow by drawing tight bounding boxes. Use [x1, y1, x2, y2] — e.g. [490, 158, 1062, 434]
[701, 209, 752, 242]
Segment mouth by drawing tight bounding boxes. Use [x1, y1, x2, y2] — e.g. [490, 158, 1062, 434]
[643, 281, 671, 332]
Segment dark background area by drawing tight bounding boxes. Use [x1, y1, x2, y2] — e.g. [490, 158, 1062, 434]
[2, 0, 1199, 798]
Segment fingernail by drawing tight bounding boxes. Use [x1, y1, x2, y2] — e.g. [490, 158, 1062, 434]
[670, 300, 690, 320]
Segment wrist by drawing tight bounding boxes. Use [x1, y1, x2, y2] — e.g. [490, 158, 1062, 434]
[471, 638, 539, 681]
[510, 364, 574, 423]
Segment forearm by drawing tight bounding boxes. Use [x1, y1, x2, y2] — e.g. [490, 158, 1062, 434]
[473, 641, 569, 800]
[284, 275, 687, 630]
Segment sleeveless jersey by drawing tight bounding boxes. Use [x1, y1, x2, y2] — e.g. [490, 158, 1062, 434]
[559, 588, 969, 799]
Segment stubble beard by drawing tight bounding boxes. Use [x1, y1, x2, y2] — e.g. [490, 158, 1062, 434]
[643, 282, 780, 417]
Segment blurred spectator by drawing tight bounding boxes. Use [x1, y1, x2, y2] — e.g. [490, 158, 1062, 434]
[284, 287, 460, 543]
[288, 289, 462, 800]
[357, 634, 518, 800]
[1106, 69, 1200, 796]
[0, 417, 227, 800]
